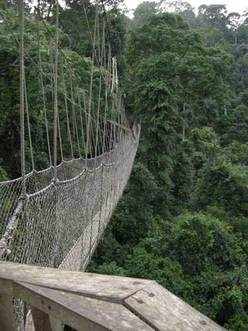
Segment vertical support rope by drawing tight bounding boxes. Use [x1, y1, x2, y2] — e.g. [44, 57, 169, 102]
[52, 0, 60, 268]
[38, 20, 52, 167]
[82, 89, 88, 159]
[19, 0, 26, 194]
[77, 89, 86, 156]
[53, 0, 59, 181]
[70, 71, 81, 157]
[24, 78, 35, 171]
[105, 45, 112, 151]
[102, 28, 108, 155]
[95, 7, 102, 158]
[86, 5, 98, 160]
[62, 61, 74, 159]
[58, 112, 64, 161]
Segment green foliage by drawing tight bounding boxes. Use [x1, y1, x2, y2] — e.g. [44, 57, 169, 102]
[0, 167, 8, 181]
[168, 212, 245, 274]
[195, 159, 248, 217]
[131, 1, 159, 29]
[90, 3, 248, 329]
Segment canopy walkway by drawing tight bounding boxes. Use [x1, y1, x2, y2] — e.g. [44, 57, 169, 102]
[0, 1, 224, 330]
[0, 0, 140, 271]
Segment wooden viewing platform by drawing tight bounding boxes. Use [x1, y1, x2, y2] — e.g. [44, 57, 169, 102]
[0, 262, 224, 330]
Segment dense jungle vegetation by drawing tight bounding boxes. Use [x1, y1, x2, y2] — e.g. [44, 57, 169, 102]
[0, 0, 248, 329]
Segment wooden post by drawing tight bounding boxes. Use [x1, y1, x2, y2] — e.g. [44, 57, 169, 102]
[49, 316, 64, 331]
[0, 294, 16, 331]
[30, 307, 53, 331]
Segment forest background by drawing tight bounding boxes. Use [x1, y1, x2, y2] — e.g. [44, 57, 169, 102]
[0, 0, 248, 329]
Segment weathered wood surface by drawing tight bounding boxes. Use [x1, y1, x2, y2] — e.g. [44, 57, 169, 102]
[0, 293, 16, 331]
[17, 282, 151, 331]
[0, 262, 151, 302]
[124, 282, 223, 331]
[29, 307, 53, 331]
[0, 262, 225, 330]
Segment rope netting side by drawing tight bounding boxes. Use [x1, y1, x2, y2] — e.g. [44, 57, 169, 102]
[0, 126, 140, 270]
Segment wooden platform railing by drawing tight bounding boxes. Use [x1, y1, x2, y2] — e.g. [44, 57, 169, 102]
[0, 262, 224, 331]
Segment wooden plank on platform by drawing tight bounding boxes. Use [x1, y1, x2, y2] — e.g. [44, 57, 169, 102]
[0, 263, 152, 303]
[124, 282, 225, 331]
[0, 262, 225, 331]
[15, 282, 153, 331]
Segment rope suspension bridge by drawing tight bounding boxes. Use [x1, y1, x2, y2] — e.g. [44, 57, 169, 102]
[0, 0, 139, 272]
[0, 2, 224, 330]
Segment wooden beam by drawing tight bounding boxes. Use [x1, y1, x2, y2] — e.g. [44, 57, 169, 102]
[0, 262, 225, 330]
[15, 282, 152, 331]
[0, 262, 151, 303]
